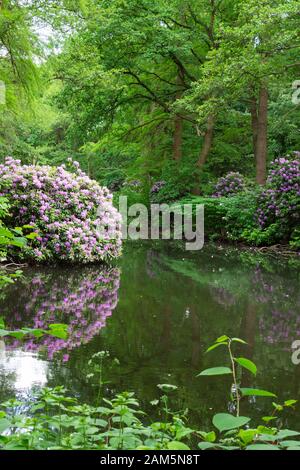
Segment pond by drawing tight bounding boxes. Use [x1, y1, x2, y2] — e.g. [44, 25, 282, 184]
[0, 242, 299, 430]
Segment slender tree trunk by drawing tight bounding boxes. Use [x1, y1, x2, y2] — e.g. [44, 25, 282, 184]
[250, 95, 258, 160]
[173, 71, 184, 161]
[197, 114, 215, 168]
[173, 114, 183, 161]
[255, 86, 268, 185]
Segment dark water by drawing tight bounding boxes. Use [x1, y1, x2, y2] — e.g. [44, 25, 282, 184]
[0, 242, 299, 429]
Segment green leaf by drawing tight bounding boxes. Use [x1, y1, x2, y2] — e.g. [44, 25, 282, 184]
[167, 441, 190, 450]
[276, 430, 300, 440]
[47, 324, 68, 340]
[262, 416, 277, 423]
[198, 367, 232, 377]
[198, 431, 216, 442]
[284, 400, 297, 407]
[198, 442, 216, 450]
[246, 444, 279, 450]
[206, 342, 227, 353]
[212, 413, 250, 432]
[231, 338, 247, 344]
[0, 228, 13, 238]
[240, 388, 276, 397]
[238, 429, 256, 445]
[0, 418, 11, 433]
[26, 232, 39, 240]
[280, 440, 300, 448]
[234, 357, 257, 375]
[215, 335, 229, 343]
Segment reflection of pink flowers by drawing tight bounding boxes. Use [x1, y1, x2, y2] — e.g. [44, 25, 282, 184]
[253, 267, 300, 346]
[259, 310, 300, 345]
[4, 267, 120, 361]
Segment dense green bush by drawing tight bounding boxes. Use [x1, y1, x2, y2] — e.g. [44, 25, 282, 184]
[174, 194, 257, 242]
[152, 159, 199, 203]
[174, 155, 300, 247]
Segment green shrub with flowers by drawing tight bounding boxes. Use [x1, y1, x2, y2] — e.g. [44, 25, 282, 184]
[252, 156, 300, 246]
[0, 158, 122, 263]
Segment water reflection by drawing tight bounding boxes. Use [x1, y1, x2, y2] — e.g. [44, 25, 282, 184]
[0, 348, 48, 392]
[1, 266, 121, 360]
[0, 243, 299, 429]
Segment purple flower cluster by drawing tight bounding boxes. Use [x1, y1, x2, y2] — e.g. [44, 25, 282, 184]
[213, 172, 244, 197]
[4, 267, 120, 360]
[0, 157, 122, 263]
[256, 156, 300, 228]
[150, 180, 166, 195]
[124, 179, 142, 189]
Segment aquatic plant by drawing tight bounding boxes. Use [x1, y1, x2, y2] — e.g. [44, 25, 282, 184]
[0, 157, 122, 263]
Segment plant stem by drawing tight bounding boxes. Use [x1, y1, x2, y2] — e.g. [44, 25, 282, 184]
[228, 340, 240, 417]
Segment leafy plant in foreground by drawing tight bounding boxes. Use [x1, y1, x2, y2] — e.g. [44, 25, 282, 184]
[0, 335, 299, 450]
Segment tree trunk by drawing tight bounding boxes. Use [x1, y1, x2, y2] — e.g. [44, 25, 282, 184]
[250, 95, 258, 161]
[173, 114, 183, 161]
[197, 114, 215, 168]
[172, 71, 184, 161]
[255, 86, 268, 185]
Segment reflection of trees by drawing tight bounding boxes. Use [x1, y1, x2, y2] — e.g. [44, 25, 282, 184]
[0, 342, 17, 400]
[0, 266, 121, 361]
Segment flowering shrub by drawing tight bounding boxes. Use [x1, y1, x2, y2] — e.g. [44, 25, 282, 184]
[255, 156, 300, 235]
[3, 267, 120, 361]
[150, 180, 166, 196]
[0, 157, 122, 263]
[213, 172, 244, 197]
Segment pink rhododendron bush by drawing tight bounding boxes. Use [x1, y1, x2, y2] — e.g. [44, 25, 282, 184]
[0, 157, 122, 263]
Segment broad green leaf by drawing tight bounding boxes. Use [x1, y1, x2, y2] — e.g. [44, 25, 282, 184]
[198, 367, 232, 377]
[280, 440, 300, 448]
[246, 444, 279, 450]
[0, 228, 13, 238]
[276, 430, 300, 440]
[167, 441, 190, 450]
[0, 418, 11, 433]
[238, 429, 256, 445]
[257, 426, 276, 435]
[198, 442, 216, 450]
[241, 388, 276, 397]
[213, 413, 250, 432]
[234, 357, 257, 375]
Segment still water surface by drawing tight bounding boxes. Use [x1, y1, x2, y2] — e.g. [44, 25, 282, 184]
[0, 242, 299, 428]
